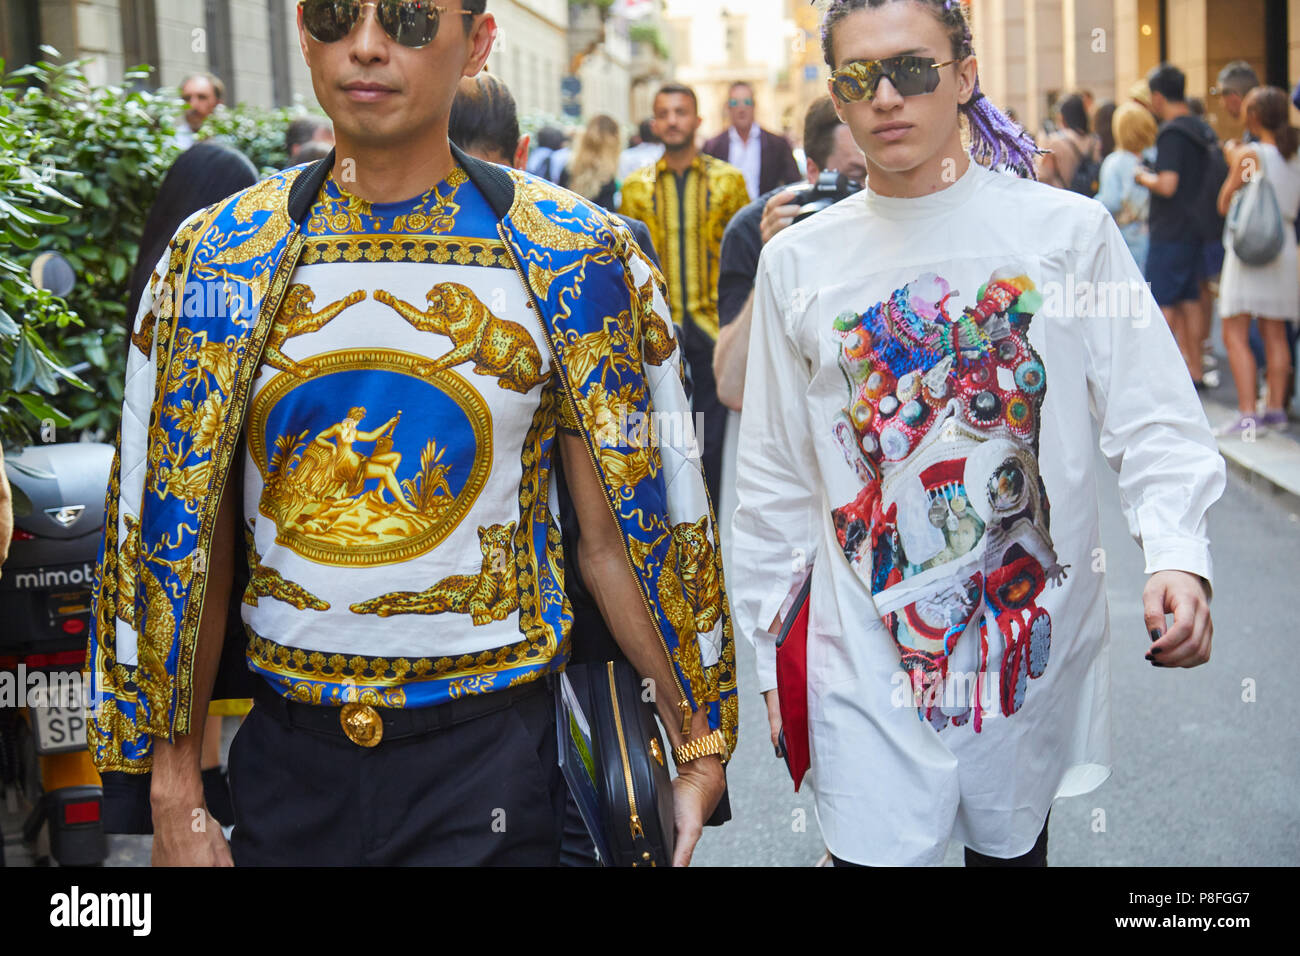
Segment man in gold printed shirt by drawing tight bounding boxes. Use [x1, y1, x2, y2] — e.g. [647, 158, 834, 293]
[620, 83, 750, 504]
[108, 1, 734, 868]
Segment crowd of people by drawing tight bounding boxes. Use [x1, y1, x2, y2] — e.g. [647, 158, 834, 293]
[49, 0, 1255, 869]
[1030, 61, 1300, 437]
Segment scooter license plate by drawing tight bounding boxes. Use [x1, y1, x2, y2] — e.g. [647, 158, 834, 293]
[31, 702, 88, 754]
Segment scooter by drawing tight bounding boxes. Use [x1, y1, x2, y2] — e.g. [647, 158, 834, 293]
[0, 252, 111, 866]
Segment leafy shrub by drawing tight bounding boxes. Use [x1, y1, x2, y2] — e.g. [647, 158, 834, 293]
[199, 101, 326, 176]
[4, 50, 181, 437]
[0, 56, 87, 449]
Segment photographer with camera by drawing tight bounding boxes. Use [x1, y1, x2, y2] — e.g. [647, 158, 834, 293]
[714, 96, 867, 410]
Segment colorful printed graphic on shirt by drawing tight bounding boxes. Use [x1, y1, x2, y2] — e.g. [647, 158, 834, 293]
[830, 270, 1068, 732]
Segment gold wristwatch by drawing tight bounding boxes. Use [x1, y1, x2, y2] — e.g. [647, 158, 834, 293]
[672, 729, 730, 766]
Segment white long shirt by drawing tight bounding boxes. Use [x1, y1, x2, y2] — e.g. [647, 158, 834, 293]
[729, 158, 1226, 864]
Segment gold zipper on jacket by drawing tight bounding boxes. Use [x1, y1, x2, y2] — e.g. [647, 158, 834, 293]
[498, 225, 692, 737]
[608, 660, 644, 844]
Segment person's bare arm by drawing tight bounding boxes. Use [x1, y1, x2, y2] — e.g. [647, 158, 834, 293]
[0, 445, 12, 573]
[1217, 146, 1253, 216]
[714, 290, 755, 411]
[557, 431, 725, 866]
[1137, 167, 1179, 198]
[150, 476, 238, 866]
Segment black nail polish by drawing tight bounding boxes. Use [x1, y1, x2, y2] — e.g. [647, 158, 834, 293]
[1149, 628, 1163, 641]
[1144, 654, 1153, 661]
[1151, 646, 1163, 655]
[1151, 660, 1166, 668]
[774, 744, 781, 758]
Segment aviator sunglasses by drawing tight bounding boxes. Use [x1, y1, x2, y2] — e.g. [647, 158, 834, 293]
[830, 55, 960, 103]
[299, 0, 474, 49]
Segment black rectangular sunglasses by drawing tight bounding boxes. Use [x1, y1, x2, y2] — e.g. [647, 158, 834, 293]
[300, 0, 474, 49]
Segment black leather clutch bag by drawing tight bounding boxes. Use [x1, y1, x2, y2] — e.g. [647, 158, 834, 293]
[564, 660, 675, 867]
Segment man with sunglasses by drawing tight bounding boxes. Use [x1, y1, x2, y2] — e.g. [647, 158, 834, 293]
[88, 0, 736, 867]
[703, 81, 800, 201]
[730, 0, 1223, 867]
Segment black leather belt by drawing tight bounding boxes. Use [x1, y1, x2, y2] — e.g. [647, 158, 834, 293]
[251, 676, 550, 748]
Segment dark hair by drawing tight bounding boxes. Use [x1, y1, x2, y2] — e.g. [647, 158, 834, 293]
[1147, 63, 1186, 103]
[286, 116, 330, 153]
[819, 0, 1042, 177]
[1092, 100, 1116, 159]
[1057, 93, 1089, 135]
[654, 82, 699, 114]
[127, 142, 258, 326]
[452, 0, 483, 32]
[638, 118, 658, 144]
[294, 140, 334, 164]
[1216, 60, 1259, 96]
[448, 73, 521, 162]
[1245, 85, 1300, 160]
[532, 124, 564, 152]
[803, 95, 845, 170]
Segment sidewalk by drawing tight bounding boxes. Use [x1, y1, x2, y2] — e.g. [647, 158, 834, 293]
[1199, 347, 1300, 508]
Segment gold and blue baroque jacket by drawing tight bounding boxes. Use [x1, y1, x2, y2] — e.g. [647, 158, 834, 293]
[86, 146, 738, 773]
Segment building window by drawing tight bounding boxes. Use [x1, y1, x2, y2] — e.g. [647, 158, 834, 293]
[0, 0, 41, 72]
[725, 16, 744, 67]
[205, 0, 236, 103]
[121, 0, 160, 89]
[267, 0, 292, 106]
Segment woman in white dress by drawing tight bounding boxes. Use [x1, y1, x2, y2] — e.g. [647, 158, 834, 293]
[1216, 85, 1300, 434]
[729, 0, 1223, 866]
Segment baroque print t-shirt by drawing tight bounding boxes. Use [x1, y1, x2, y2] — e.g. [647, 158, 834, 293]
[240, 167, 567, 708]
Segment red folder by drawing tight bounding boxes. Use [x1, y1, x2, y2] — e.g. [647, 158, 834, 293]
[775, 574, 812, 791]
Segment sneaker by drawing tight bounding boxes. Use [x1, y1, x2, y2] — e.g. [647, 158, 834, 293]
[1214, 414, 1262, 438]
[1260, 410, 1289, 430]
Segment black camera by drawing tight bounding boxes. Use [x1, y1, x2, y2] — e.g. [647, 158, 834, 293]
[791, 170, 864, 223]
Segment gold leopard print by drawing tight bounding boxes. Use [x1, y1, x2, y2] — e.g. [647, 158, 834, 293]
[374, 282, 547, 393]
[349, 522, 518, 625]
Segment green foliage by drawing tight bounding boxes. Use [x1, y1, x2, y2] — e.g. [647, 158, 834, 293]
[629, 22, 670, 60]
[4, 49, 182, 438]
[200, 101, 328, 177]
[0, 56, 90, 449]
[2, 50, 328, 441]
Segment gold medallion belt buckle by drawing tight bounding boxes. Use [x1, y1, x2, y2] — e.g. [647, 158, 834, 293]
[339, 702, 384, 748]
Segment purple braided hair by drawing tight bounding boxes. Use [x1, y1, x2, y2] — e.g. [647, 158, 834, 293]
[818, 0, 1044, 178]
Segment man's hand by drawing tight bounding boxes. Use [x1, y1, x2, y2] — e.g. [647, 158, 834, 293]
[1143, 570, 1213, 668]
[151, 788, 233, 866]
[760, 187, 802, 245]
[762, 688, 782, 755]
[671, 754, 726, 867]
[148, 476, 238, 866]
